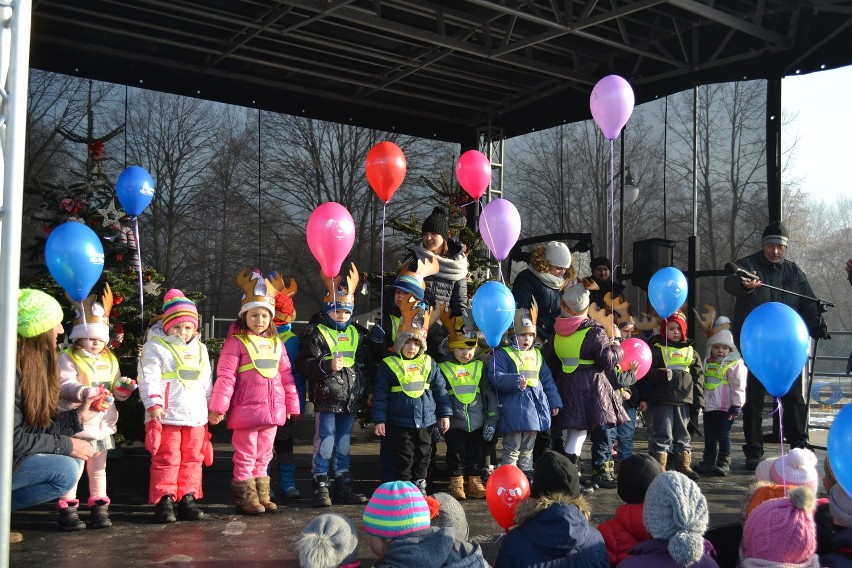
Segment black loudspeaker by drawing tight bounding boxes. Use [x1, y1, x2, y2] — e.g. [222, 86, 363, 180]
[632, 238, 676, 291]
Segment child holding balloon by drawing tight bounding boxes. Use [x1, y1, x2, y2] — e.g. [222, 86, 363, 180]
[694, 317, 746, 477]
[57, 284, 137, 530]
[492, 300, 562, 481]
[208, 270, 300, 514]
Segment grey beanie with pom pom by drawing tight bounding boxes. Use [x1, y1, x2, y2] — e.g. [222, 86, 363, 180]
[296, 513, 360, 568]
[642, 471, 709, 567]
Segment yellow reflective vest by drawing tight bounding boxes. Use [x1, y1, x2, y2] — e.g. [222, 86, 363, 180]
[317, 325, 359, 368]
[439, 360, 482, 404]
[153, 338, 204, 388]
[236, 335, 282, 379]
[62, 348, 118, 388]
[704, 360, 736, 391]
[552, 328, 594, 373]
[501, 347, 541, 387]
[386, 355, 433, 398]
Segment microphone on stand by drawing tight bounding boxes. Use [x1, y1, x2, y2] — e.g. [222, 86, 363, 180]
[725, 262, 760, 281]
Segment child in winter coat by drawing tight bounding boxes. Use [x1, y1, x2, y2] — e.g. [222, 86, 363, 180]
[597, 453, 663, 566]
[139, 289, 213, 523]
[618, 471, 719, 568]
[694, 317, 747, 477]
[297, 263, 380, 507]
[372, 294, 452, 495]
[268, 275, 306, 500]
[492, 300, 562, 480]
[643, 310, 704, 480]
[208, 269, 300, 515]
[363, 481, 489, 568]
[739, 486, 821, 568]
[382, 258, 440, 352]
[495, 450, 609, 567]
[437, 306, 497, 501]
[57, 284, 137, 530]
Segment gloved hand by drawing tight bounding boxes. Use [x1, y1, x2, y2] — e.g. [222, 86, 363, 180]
[202, 425, 214, 466]
[431, 424, 444, 443]
[369, 323, 385, 344]
[113, 376, 137, 398]
[812, 322, 831, 340]
[483, 423, 496, 442]
[145, 420, 163, 455]
[728, 405, 742, 417]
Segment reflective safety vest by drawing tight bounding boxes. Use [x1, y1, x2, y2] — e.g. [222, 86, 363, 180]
[63, 348, 118, 388]
[502, 347, 541, 387]
[657, 344, 694, 371]
[389, 315, 400, 343]
[153, 338, 203, 388]
[236, 335, 282, 379]
[317, 325, 359, 368]
[704, 360, 736, 391]
[552, 328, 594, 373]
[386, 355, 433, 398]
[439, 360, 482, 404]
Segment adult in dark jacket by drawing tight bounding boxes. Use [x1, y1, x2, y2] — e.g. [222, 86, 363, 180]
[724, 221, 825, 469]
[495, 450, 609, 568]
[512, 241, 574, 341]
[12, 289, 99, 543]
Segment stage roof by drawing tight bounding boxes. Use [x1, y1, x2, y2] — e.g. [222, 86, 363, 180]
[30, 0, 852, 143]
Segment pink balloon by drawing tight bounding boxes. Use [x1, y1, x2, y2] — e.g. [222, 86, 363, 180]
[479, 198, 521, 261]
[620, 338, 652, 380]
[456, 150, 491, 199]
[590, 75, 635, 141]
[306, 202, 356, 278]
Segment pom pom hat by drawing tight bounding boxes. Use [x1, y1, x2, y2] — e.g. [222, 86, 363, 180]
[642, 471, 709, 567]
[162, 289, 199, 334]
[296, 513, 360, 568]
[754, 448, 819, 492]
[741, 486, 818, 564]
[68, 283, 114, 343]
[363, 481, 431, 538]
[17, 289, 64, 338]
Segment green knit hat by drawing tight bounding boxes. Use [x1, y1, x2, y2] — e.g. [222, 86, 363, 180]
[17, 289, 64, 338]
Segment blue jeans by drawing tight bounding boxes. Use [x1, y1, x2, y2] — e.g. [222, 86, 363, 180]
[312, 412, 356, 476]
[615, 405, 637, 460]
[11, 454, 83, 511]
[590, 425, 614, 468]
[702, 410, 733, 456]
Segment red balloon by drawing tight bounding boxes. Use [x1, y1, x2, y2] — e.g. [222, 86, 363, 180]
[485, 464, 530, 531]
[620, 338, 652, 380]
[456, 150, 491, 199]
[366, 141, 406, 202]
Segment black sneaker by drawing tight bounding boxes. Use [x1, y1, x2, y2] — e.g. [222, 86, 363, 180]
[154, 495, 177, 523]
[177, 493, 205, 521]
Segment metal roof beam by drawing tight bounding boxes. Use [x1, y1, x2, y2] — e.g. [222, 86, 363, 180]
[666, 0, 792, 45]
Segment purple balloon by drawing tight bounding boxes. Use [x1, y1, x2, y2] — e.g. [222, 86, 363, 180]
[479, 198, 521, 261]
[590, 75, 635, 141]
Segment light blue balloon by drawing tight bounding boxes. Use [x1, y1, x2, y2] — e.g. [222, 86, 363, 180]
[45, 222, 105, 302]
[116, 165, 155, 217]
[828, 403, 852, 496]
[472, 281, 515, 348]
[648, 267, 687, 318]
[740, 302, 809, 397]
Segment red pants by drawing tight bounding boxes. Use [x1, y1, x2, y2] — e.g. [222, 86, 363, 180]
[149, 424, 205, 504]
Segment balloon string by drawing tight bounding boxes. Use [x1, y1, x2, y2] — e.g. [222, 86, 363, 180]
[772, 397, 788, 495]
[477, 196, 505, 285]
[380, 203, 386, 330]
[609, 140, 616, 337]
[133, 217, 145, 339]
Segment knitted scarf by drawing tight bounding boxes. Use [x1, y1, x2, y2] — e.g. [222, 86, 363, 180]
[532, 268, 565, 290]
[415, 243, 468, 282]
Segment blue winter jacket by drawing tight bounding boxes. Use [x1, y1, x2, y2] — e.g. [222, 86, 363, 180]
[491, 346, 562, 434]
[372, 353, 452, 429]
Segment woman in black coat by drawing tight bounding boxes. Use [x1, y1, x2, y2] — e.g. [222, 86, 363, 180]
[512, 241, 573, 342]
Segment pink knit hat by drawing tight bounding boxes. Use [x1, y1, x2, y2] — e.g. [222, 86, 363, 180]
[753, 448, 818, 492]
[741, 486, 817, 564]
[162, 289, 199, 334]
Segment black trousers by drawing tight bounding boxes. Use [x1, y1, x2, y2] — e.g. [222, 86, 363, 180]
[742, 370, 808, 459]
[386, 425, 432, 482]
[444, 428, 484, 476]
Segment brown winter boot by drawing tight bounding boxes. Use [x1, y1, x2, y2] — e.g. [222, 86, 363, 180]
[674, 451, 700, 480]
[448, 475, 466, 500]
[649, 451, 668, 471]
[467, 476, 486, 499]
[254, 476, 277, 512]
[231, 479, 265, 515]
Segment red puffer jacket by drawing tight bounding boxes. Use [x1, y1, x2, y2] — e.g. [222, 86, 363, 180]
[597, 503, 651, 567]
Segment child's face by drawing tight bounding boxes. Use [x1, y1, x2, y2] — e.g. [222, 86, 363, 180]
[246, 307, 272, 334]
[328, 309, 352, 324]
[619, 324, 635, 339]
[452, 347, 476, 363]
[665, 321, 683, 342]
[401, 338, 421, 359]
[393, 289, 406, 308]
[168, 322, 196, 343]
[76, 337, 105, 355]
[514, 333, 535, 350]
[711, 344, 731, 359]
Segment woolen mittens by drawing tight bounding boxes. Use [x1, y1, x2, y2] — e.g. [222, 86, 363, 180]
[145, 420, 162, 455]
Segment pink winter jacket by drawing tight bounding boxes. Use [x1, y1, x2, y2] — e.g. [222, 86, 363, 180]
[209, 333, 299, 430]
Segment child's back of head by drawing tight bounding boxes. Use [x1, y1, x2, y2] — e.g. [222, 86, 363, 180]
[297, 513, 360, 568]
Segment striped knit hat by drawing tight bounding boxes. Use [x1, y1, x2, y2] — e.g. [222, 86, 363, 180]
[362, 481, 431, 538]
[162, 289, 198, 334]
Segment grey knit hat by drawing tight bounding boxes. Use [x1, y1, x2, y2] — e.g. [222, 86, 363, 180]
[297, 513, 359, 568]
[431, 492, 469, 540]
[642, 471, 709, 566]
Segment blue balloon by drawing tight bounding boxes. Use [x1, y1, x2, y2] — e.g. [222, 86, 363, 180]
[472, 281, 515, 348]
[828, 403, 852, 495]
[740, 302, 810, 397]
[45, 222, 104, 302]
[647, 267, 687, 318]
[116, 166, 155, 217]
